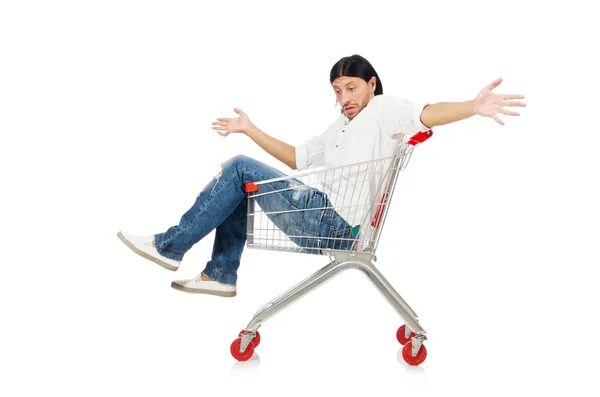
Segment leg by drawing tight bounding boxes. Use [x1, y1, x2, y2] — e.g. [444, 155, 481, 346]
[154, 155, 288, 261]
[201, 195, 248, 285]
[172, 177, 317, 290]
[277, 189, 356, 254]
[201, 169, 351, 284]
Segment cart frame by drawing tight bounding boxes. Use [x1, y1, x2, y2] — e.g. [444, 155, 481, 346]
[230, 130, 433, 365]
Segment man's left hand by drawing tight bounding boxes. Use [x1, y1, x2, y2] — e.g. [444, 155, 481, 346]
[473, 78, 527, 125]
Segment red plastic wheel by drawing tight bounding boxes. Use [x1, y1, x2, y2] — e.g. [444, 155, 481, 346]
[396, 325, 416, 345]
[402, 341, 427, 366]
[230, 337, 255, 361]
[239, 330, 261, 348]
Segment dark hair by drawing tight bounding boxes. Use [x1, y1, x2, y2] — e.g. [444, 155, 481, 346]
[329, 54, 383, 95]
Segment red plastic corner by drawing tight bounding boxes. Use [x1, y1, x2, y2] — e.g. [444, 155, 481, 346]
[245, 182, 259, 193]
[408, 130, 433, 146]
[371, 190, 390, 228]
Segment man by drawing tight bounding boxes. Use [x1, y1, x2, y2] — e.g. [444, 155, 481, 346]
[117, 54, 525, 297]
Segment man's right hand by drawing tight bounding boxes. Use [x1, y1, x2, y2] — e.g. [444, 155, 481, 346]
[212, 108, 253, 136]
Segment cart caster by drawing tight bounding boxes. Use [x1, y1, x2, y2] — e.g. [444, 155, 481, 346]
[239, 330, 261, 348]
[401, 340, 427, 366]
[396, 324, 416, 345]
[230, 338, 255, 361]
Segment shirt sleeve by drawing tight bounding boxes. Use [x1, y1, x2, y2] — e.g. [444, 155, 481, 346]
[295, 118, 340, 171]
[377, 95, 429, 140]
[295, 133, 326, 171]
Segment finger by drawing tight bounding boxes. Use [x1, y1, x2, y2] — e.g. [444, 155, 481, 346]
[487, 77, 503, 90]
[212, 125, 227, 131]
[502, 100, 526, 107]
[216, 130, 230, 137]
[499, 108, 520, 116]
[501, 94, 525, 100]
[492, 115, 505, 125]
[212, 121, 227, 126]
[216, 118, 230, 122]
[234, 108, 244, 115]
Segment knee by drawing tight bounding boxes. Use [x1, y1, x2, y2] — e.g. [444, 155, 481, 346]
[223, 154, 255, 171]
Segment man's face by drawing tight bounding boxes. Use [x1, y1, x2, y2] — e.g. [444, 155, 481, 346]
[332, 76, 376, 120]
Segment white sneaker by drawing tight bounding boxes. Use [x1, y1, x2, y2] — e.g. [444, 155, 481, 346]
[171, 273, 237, 297]
[117, 231, 180, 271]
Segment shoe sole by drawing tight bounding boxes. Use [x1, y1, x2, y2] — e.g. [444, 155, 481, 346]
[170, 281, 237, 297]
[117, 231, 179, 272]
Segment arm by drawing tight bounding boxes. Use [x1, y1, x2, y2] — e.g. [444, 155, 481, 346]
[420, 78, 526, 128]
[211, 108, 297, 170]
[246, 125, 297, 170]
[420, 101, 475, 128]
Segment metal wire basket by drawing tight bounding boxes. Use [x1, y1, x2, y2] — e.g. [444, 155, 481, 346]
[244, 130, 432, 257]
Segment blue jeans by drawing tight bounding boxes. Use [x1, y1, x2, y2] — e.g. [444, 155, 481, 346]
[154, 155, 355, 285]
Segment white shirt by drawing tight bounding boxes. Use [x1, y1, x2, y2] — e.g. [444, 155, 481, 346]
[295, 95, 428, 239]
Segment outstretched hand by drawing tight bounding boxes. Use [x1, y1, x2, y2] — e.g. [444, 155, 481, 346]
[212, 108, 253, 136]
[473, 78, 526, 125]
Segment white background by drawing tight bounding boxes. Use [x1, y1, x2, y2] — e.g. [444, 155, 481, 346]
[1, 0, 599, 395]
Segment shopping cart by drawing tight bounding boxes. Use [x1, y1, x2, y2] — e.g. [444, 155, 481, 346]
[230, 130, 433, 366]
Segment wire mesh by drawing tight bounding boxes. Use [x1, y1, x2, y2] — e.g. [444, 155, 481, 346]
[246, 140, 418, 256]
